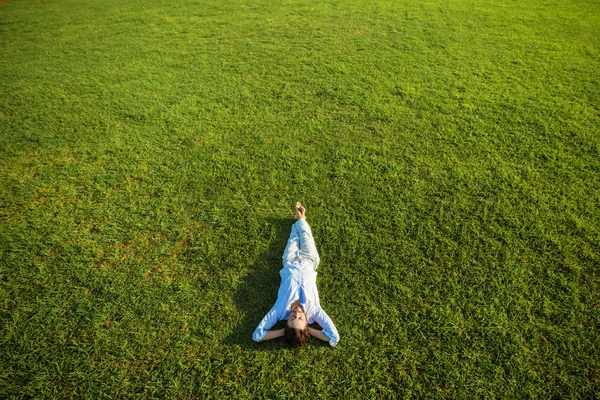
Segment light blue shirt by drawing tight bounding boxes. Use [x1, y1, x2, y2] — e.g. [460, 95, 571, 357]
[252, 258, 340, 347]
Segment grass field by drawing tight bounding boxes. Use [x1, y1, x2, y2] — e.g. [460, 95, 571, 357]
[1, 0, 599, 397]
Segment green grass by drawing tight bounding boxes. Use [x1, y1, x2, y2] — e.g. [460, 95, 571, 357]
[1, 0, 599, 397]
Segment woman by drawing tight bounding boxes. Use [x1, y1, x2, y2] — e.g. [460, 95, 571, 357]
[252, 202, 340, 347]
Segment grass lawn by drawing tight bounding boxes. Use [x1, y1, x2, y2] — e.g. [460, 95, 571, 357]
[1, 0, 599, 397]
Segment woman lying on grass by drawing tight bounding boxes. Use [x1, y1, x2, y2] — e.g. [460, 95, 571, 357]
[252, 202, 340, 347]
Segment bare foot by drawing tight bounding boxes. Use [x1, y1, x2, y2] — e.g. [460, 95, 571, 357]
[295, 202, 306, 220]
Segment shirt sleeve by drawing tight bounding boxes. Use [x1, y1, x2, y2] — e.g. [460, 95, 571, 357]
[311, 307, 340, 347]
[252, 306, 280, 342]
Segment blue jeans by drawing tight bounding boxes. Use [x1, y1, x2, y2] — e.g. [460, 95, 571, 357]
[282, 219, 320, 270]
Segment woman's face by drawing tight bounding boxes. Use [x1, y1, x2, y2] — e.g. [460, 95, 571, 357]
[287, 300, 308, 329]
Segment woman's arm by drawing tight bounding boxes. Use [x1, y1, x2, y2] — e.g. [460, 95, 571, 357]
[310, 307, 340, 346]
[252, 306, 280, 342]
[260, 328, 285, 341]
[308, 327, 330, 342]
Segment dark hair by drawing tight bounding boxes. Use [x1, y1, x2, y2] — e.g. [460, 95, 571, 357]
[284, 326, 310, 347]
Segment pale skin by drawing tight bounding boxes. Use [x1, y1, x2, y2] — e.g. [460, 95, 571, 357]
[260, 202, 330, 343]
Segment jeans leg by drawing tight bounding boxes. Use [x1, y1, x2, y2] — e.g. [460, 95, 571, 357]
[282, 222, 300, 265]
[294, 219, 320, 269]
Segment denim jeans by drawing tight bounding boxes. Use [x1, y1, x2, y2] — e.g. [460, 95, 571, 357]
[282, 219, 320, 270]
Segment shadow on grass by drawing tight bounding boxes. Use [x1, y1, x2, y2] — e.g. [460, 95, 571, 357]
[224, 218, 292, 349]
